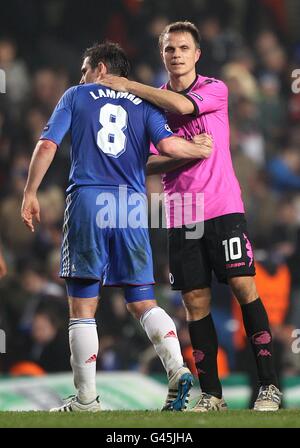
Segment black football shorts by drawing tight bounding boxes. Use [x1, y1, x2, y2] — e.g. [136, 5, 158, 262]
[168, 213, 256, 291]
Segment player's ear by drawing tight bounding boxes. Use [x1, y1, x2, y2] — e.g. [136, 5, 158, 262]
[97, 62, 108, 79]
[195, 48, 201, 63]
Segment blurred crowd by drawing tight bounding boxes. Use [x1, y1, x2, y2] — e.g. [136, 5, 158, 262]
[1, 0, 300, 396]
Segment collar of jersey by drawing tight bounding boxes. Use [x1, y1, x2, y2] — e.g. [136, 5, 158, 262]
[166, 75, 199, 95]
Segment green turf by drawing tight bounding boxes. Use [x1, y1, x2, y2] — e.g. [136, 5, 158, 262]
[0, 410, 299, 428]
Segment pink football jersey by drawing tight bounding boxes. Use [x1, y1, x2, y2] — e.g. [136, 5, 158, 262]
[150, 75, 244, 228]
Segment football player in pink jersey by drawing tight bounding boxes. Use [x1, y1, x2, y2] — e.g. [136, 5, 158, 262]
[100, 21, 282, 411]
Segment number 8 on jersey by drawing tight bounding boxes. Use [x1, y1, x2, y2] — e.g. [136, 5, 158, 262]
[97, 103, 128, 158]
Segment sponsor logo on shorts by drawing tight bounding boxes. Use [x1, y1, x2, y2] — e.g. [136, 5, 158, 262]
[243, 233, 254, 267]
[169, 273, 174, 284]
[226, 262, 246, 269]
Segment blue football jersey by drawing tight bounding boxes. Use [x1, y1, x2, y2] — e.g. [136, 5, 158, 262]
[41, 83, 172, 193]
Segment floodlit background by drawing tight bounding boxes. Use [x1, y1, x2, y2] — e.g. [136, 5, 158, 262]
[1, 0, 300, 410]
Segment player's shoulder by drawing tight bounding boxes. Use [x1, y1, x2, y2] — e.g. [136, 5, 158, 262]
[71, 83, 93, 95]
[60, 85, 81, 101]
[70, 83, 100, 96]
[65, 85, 81, 94]
[144, 98, 165, 115]
[193, 75, 228, 95]
[66, 83, 101, 103]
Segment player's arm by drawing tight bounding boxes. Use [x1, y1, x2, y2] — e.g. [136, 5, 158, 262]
[157, 134, 212, 160]
[99, 75, 194, 115]
[146, 104, 212, 174]
[147, 133, 212, 175]
[146, 154, 191, 175]
[100, 75, 227, 116]
[21, 86, 75, 232]
[21, 140, 57, 232]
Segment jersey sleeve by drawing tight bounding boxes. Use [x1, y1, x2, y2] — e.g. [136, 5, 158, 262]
[149, 142, 159, 156]
[40, 86, 76, 146]
[185, 80, 228, 116]
[145, 103, 173, 147]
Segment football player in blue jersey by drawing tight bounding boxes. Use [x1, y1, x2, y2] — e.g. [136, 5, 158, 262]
[21, 42, 212, 412]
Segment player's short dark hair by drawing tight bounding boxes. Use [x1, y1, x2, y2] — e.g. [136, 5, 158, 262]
[83, 41, 130, 77]
[159, 21, 201, 50]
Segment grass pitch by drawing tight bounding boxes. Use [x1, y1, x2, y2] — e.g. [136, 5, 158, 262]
[0, 410, 299, 428]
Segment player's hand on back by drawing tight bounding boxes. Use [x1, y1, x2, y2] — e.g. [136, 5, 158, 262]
[193, 133, 213, 159]
[21, 192, 41, 233]
[98, 74, 129, 92]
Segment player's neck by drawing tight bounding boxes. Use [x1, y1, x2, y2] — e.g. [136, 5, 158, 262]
[169, 72, 197, 92]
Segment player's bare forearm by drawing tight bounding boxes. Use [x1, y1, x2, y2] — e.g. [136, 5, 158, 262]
[99, 75, 194, 115]
[22, 139, 57, 232]
[146, 155, 192, 175]
[24, 140, 57, 194]
[157, 135, 212, 160]
[148, 133, 213, 174]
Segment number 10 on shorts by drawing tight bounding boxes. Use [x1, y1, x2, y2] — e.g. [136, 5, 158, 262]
[222, 237, 242, 262]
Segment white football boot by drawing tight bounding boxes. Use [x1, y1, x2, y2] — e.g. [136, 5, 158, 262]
[253, 385, 282, 411]
[50, 395, 101, 412]
[190, 392, 228, 412]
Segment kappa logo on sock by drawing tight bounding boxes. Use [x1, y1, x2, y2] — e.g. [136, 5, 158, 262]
[252, 331, 272, 345]
[258, 349, 271, 357]
[164, 330, 177, 339]
[193, 349, 205, 363]
[85, 354, 97, 363]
